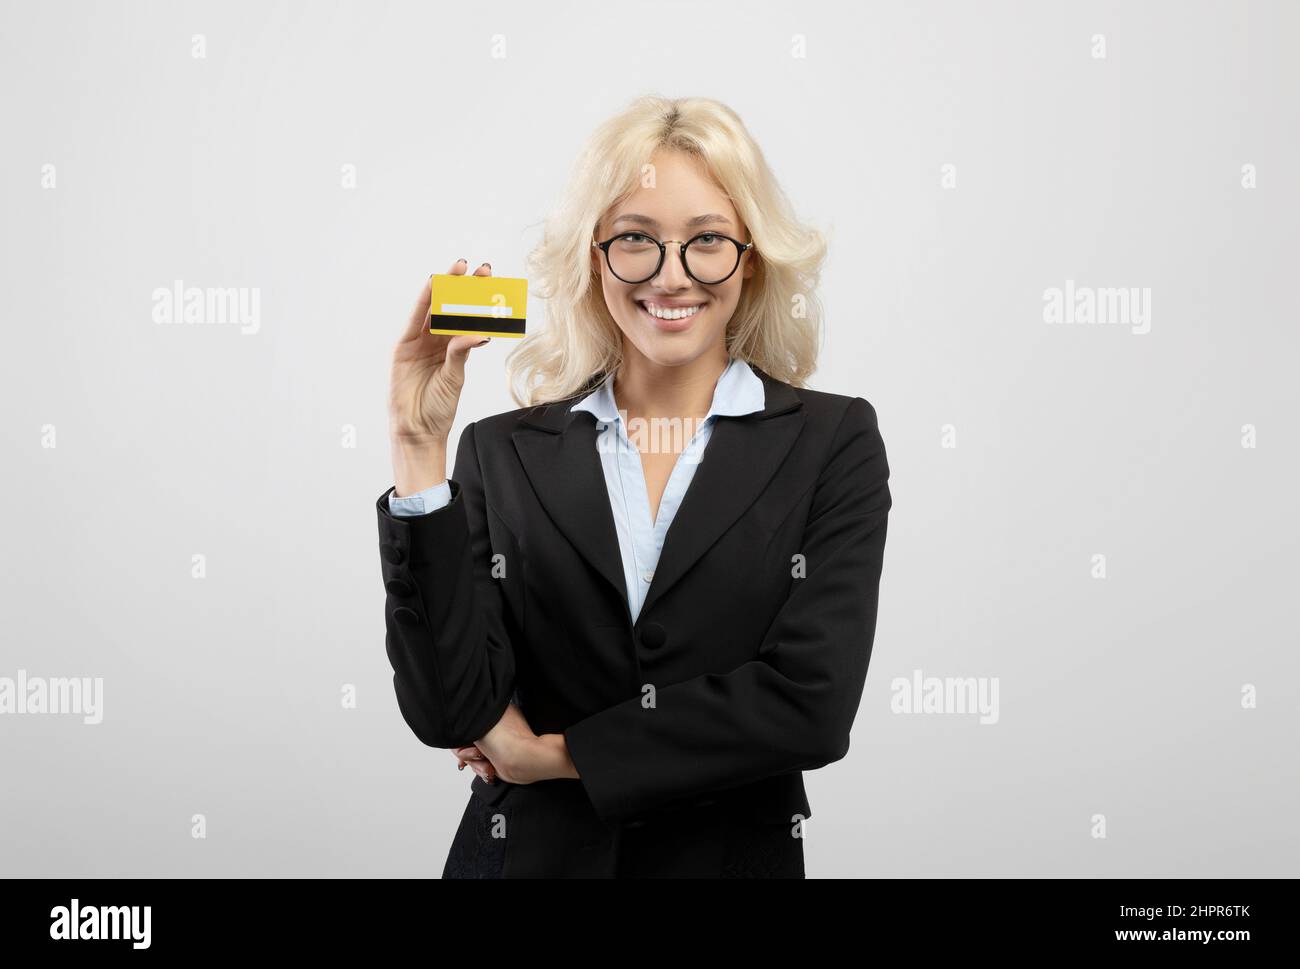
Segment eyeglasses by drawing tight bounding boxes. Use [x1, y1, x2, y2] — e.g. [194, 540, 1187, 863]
[592, 231, 754, 285]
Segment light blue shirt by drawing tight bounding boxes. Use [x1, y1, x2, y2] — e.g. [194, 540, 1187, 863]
[388, 356, 766, 623]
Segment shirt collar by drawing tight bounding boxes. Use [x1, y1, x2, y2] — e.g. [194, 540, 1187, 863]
[570, 356, 766, 425]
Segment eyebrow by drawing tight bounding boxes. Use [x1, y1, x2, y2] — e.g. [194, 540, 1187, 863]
[611, 213, 733, 229]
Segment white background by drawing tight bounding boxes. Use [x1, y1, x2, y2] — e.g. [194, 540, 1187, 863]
[1, 0, 1296, 876]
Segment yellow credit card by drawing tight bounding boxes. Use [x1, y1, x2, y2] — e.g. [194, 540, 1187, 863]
[428, 273, 527, 338]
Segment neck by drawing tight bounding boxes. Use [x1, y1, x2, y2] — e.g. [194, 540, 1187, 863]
[613, 344, 730, 424]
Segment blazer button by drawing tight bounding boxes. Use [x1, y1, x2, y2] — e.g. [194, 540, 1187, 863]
[393, 606, 421, 626]
[385, 578, 413, 597]
[639, 622, 666, 650]
[380, 542, 404, 565]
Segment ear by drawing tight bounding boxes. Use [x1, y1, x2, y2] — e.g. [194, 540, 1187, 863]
[742, 248, 760, 280]
[590, 221, 607, 278]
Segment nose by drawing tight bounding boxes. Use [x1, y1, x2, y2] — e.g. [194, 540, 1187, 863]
[652, 244, 691, 289]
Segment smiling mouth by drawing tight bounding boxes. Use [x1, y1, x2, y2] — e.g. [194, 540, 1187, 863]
[637, 299, 705, 321]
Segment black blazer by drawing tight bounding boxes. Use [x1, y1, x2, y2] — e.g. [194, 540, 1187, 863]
[375, 365, 891, 876]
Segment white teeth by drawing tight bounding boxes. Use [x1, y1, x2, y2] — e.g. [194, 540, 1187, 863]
[641, 302, 702, 320]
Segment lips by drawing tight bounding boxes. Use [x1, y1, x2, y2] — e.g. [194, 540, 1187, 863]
[636, 299, 703, 332]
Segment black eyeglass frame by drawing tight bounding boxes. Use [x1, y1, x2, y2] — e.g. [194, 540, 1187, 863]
[591, 231, 755, 285]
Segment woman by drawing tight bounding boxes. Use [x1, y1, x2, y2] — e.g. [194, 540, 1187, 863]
[378, 95, 891, 878]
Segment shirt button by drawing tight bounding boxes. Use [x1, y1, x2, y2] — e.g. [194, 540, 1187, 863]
[641, 570, 654, 583]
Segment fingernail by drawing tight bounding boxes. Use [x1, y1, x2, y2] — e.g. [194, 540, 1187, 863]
[480, 262, 491, 271]
[458, 762, 465, 770]
[476, 338, 490, 346]
[456, 258, 467, 265]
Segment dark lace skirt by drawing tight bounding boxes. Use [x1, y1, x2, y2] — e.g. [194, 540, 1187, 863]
[441, 789, 510, 879]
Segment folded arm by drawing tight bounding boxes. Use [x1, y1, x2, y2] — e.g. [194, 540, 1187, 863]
[562, 397, 892, 823]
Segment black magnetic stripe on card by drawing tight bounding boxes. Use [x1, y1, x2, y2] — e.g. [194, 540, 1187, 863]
[427, 314, 526, 335]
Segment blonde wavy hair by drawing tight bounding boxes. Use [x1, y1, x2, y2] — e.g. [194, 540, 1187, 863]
[505, 95, 828, 408]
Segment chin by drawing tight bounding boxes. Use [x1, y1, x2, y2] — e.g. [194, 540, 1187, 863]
[625, 331, 718, 369]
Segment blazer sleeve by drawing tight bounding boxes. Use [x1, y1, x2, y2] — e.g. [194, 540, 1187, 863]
[563, 396, 891, 823]
[375, 420, 516, 750]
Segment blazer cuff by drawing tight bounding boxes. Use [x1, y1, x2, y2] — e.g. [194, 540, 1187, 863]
[375, 480, 465, 570]
[563, 719, 634, 823]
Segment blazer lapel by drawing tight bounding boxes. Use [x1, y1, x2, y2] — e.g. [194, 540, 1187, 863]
[512, 381, 628, 608]
[640, 368, 804, 619]
[511, 366, 806, 625]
